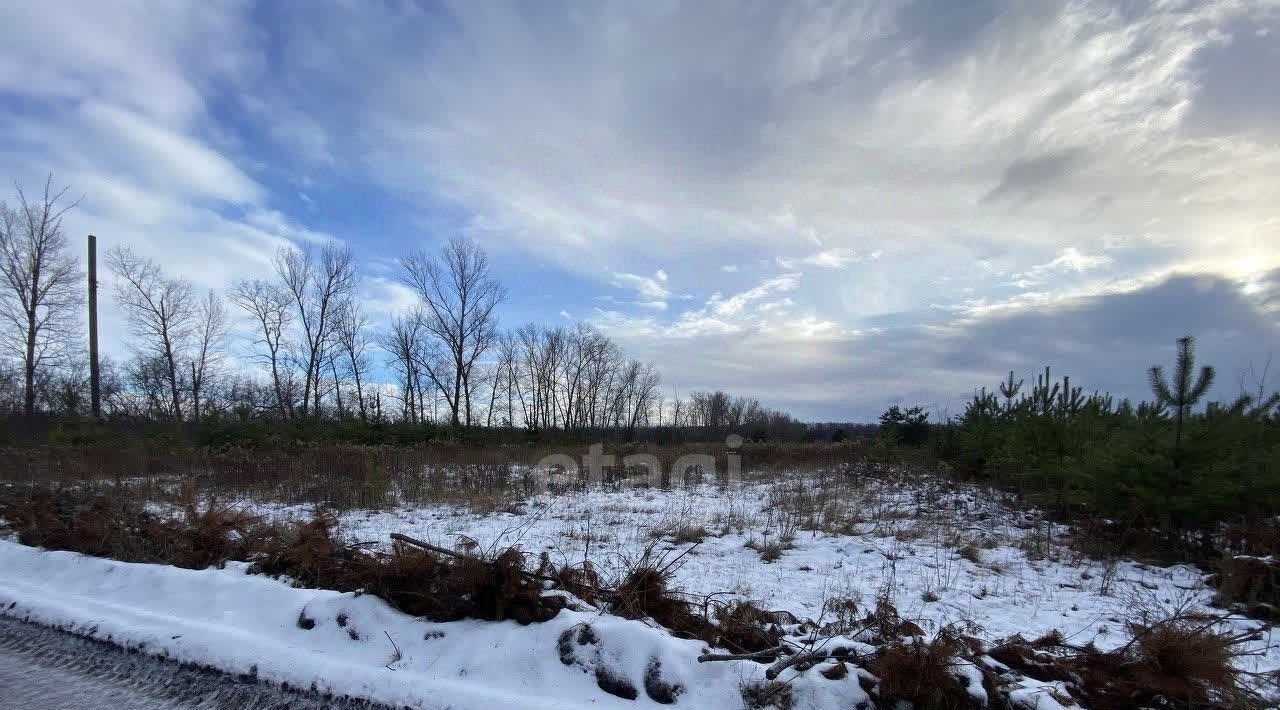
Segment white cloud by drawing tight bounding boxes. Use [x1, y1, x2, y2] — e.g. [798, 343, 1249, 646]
[1006, 246, 1115, 289]
[76, 102, 262, 204]
[777, 248, 872, 270]
[609, 269, 672, 308]
[0, 1, 357, 369]
[1041, 247, 1112, 274]
[595, 272, 817, 341]
[273, 1, 1273, 277]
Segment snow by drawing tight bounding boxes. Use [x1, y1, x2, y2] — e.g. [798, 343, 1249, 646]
[240, 478, 1278, 665]
[1006, 678, 1083, 709]
[0, 540, 757, 709]
[3, 471, 1277, 708]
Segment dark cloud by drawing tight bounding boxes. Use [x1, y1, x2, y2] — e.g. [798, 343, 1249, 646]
[1185, 13, 1280, 136]
[892, 0, 1003, 69]
[623, 273, 1280, 421]
[1259, 268, 1280, 316]
[933, 274, 1279, 397]
[981, 148, 1087, 204]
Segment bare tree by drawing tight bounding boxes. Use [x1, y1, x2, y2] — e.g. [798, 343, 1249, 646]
[334, 299, 373, 422]
[107, 245, 194, 420]
[617, 360, 660, 439]
[0, 177, 82, 414]
[381, 312, 424, 423]
[274, 241, 356, 418]
[189, 289, 228, 423]
[400, 236, 506, 427]
[230, 278, 293, 419]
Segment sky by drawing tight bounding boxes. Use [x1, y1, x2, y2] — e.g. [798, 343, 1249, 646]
[1, 0, 1278, 421]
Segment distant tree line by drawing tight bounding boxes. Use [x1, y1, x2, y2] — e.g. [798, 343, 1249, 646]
[0, 177, 805, 441]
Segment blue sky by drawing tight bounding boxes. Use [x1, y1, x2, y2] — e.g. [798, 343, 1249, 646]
[2, 1, 1278, 420]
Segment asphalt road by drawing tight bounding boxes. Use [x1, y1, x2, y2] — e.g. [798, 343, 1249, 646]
[0, 615, 388, 710]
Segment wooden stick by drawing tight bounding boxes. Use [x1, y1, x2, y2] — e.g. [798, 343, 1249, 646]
[390, 532, 562, 584]
[698, 646, 787, 663]
[390, 532, 468, 560]
[766, 650, 833, 680]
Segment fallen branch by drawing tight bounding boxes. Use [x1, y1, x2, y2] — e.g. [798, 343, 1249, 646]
[766, 649, 831, 680]
[390, 532, 471, 559]
[698, 645, 787, 663]
[390, 532, 561, 584]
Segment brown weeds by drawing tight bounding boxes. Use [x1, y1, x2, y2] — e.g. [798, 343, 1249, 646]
[870, 629, 978, 709]
[990, 614, 1265, 710]
[1214, 555, 1279, 621]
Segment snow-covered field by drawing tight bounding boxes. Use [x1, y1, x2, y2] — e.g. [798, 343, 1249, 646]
[248, 473, 1280, 659]
[3, 469, 1277, 708]
[0, 540, 776, 709]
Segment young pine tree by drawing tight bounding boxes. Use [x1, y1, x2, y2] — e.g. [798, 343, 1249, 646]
[998, 370, 1023, 412]
[1148, 336, 1215, 454]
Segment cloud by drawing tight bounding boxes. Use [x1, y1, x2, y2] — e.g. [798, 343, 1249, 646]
[609, 269, 671, 309]
[263, 2, 1274, 290]
[596, 272, 817, 340]
[777, 248, 873, 270]
[0, 2, 352, 366]
[605, 272, 1280, 420]
[3, 1, 1278, 418]
[980, 149, 1087, 205]
[1003, 246, 1115, 289]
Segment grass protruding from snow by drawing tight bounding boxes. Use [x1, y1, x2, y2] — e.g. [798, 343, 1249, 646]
[3, 464, 1278, 708]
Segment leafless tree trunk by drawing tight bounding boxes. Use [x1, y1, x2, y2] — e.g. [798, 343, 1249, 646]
[381, 313, 423, 423]
[231, 279, 293, 419]
[275, 242, 356, 418]
[107, 245, 194, 420]
[0, 177, 82, 415]
[400, 236, 506, 427]
[328, 353, 345, 419]
[334, 299, 372, 422]
[189, 290, 228, 423]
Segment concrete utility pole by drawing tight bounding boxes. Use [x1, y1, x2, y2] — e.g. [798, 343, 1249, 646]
[88, 234, 101, 418]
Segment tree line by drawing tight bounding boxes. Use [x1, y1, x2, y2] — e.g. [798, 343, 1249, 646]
[929, 337, 1280, 559]
[0, 178, 798, 439]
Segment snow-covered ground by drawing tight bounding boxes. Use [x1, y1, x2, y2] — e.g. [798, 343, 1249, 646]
[3, 470, 1277, 708]
[0, 540, 865, 710]
[245, 474, 1279, 665]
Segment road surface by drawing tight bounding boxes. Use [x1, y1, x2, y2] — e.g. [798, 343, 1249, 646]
[0, 616, 388, 710]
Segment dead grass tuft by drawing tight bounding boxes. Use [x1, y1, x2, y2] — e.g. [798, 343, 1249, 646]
[2, 489, 560, 625]
[1129, 621, 1239, 702]
[1213, 555, 1279, 621]
[870, 629, 978, 709]
[957, 542, 983, 565]
[991, 614, 1264, 710]
[714, 601, 784, 653]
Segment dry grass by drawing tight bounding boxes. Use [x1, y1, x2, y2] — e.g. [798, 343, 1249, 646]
[1213, 555, 1279, 621]
[870, 630, 980, 709]
[649, 523, 710, 545]
[0, 488, 258, 568]
[760, 543, 785, 563]
[990, 614, 1267, 710]
[957, 542, 983, 564]
[3, 485, 1273, 709]
[1, 489, 560, 625]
